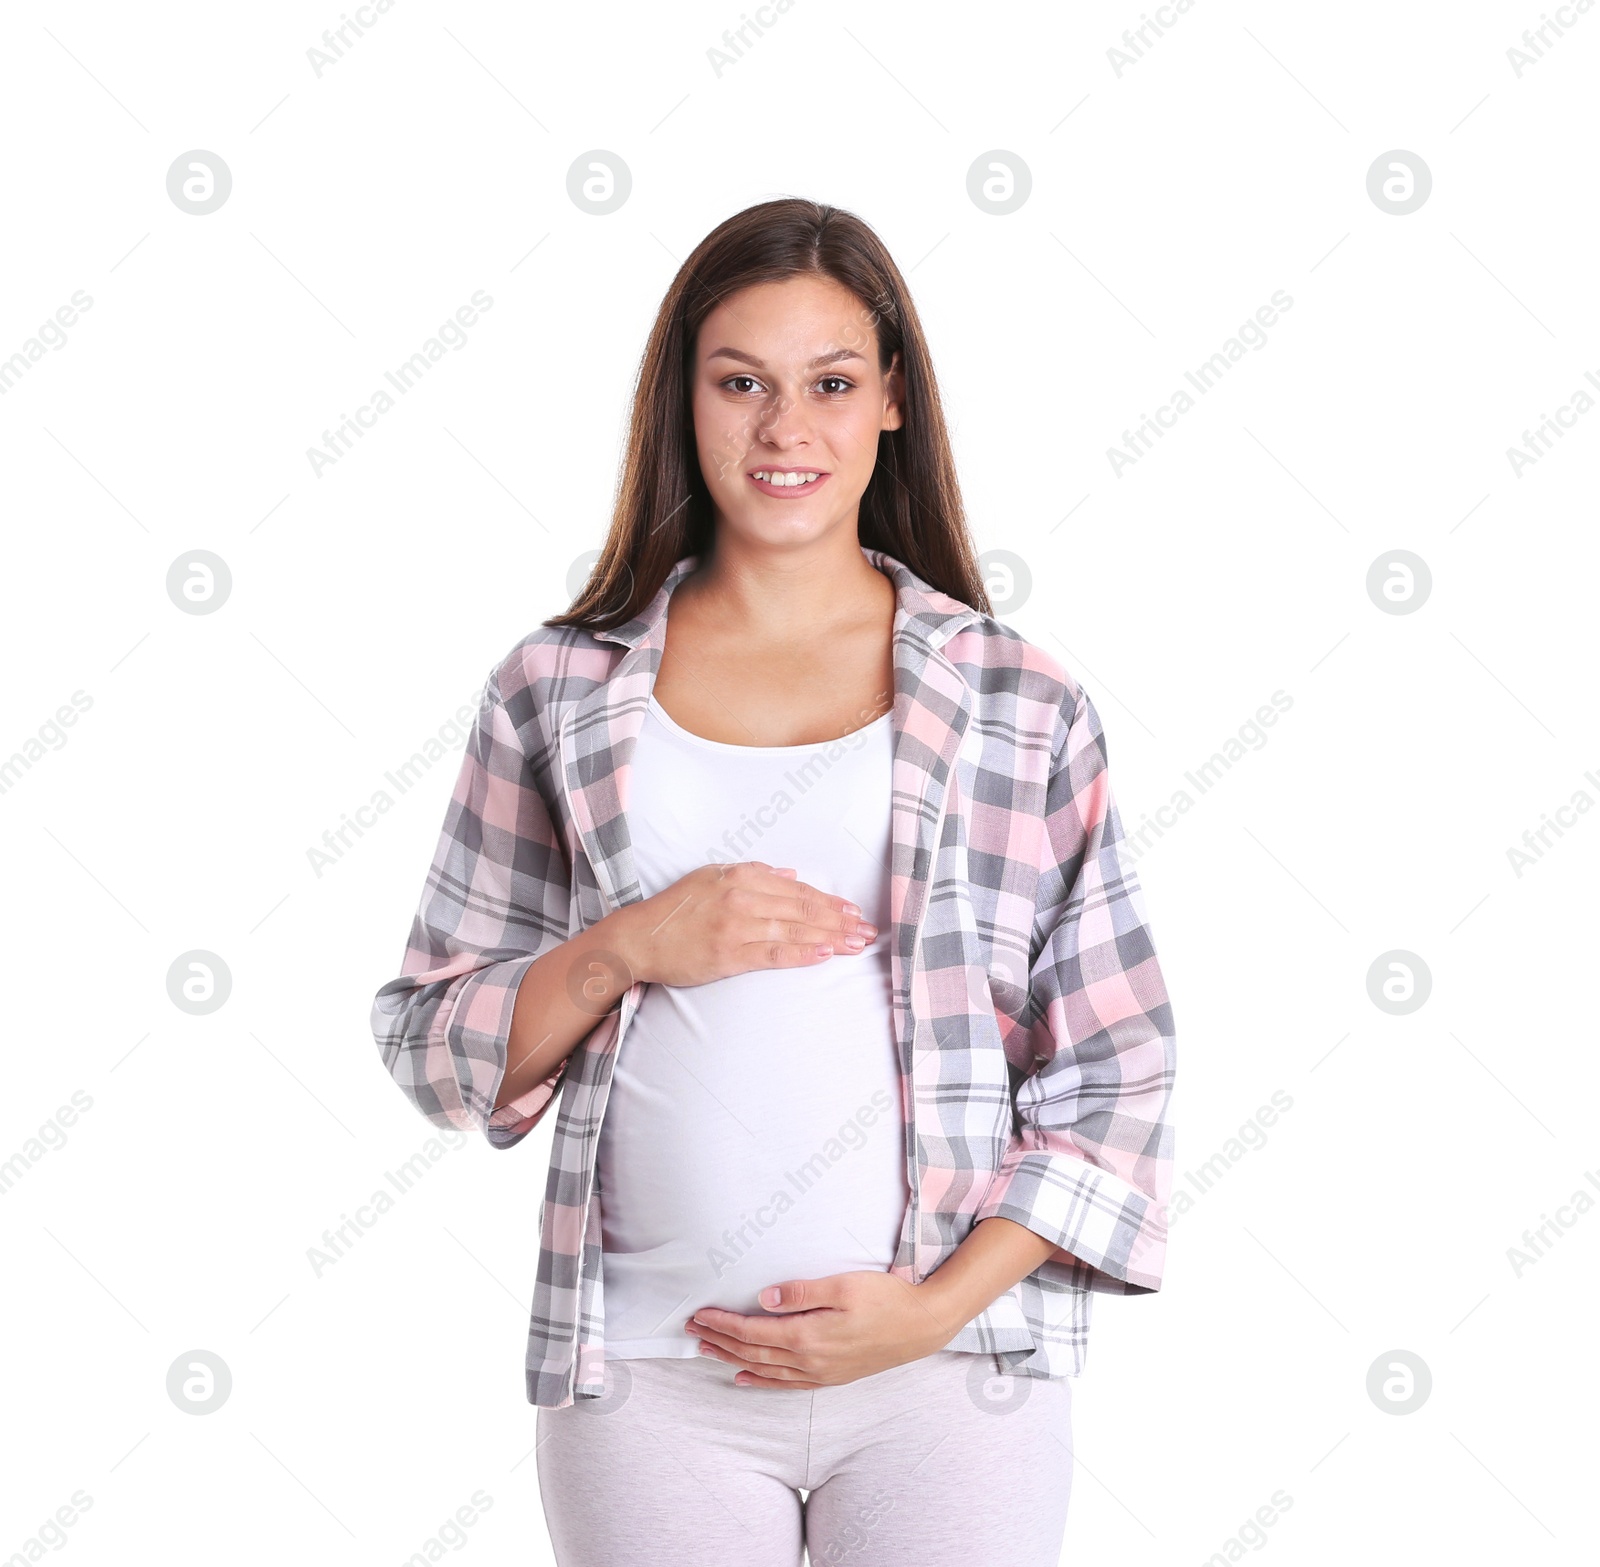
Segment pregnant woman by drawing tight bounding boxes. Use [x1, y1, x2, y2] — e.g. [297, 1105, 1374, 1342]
[371, 198, 1177, 1566]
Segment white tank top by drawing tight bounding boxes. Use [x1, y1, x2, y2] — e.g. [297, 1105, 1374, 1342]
[596, 693, 907, 1358]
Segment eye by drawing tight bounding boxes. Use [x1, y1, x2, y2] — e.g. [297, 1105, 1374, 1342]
[721, 374, 764, 395]
[817, 375, 855, 395]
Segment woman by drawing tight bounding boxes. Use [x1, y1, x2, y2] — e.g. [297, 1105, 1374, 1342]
[371, 197, 1176, 1566]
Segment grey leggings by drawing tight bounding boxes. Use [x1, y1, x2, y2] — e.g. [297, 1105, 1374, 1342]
[534, 1349, 1074, 1565]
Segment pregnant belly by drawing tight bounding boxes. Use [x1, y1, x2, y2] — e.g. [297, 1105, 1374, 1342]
[596, 954, 908, 1351]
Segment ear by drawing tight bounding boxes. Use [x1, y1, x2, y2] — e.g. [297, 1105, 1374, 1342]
[882, 349, 905, 432]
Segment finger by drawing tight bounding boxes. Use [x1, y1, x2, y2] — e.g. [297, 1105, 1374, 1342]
[697, 1338, 818, 1382]
[731, 1367, 822, 1389]
[742, 869, 874, 936]
[736, 937, 836, 968]
[754, 917, 876, 961]
[740, 860, 802, 887]
[714, 1350, 825, 1387]
[784, 881, 875, 934]
[692, 1327, 804, 1369]
[755, 1279, 829, 1312]
[705, 868, 844, 949]
[745, 891, 879, 945]
[704, 1344, 819, 1389]
[688, 1307, 803, 1355]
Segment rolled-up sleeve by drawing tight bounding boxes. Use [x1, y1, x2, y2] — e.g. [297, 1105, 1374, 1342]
[973, 683, 1176, 1293]
[370, 657, 573, 1150]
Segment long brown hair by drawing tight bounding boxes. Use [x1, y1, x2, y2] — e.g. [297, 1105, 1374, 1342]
[544, 197, 991, 632]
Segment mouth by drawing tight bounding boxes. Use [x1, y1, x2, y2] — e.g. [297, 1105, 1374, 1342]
[747, 467, 831, 497]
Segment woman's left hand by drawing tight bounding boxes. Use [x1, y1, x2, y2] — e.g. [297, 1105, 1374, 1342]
[684, 1271, 955, 1388]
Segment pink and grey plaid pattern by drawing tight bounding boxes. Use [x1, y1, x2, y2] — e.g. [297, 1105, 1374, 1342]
[370, 547, 1177, 1408]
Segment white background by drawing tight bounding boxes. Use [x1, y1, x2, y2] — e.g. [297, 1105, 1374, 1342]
[2, 0, 1596, 1562]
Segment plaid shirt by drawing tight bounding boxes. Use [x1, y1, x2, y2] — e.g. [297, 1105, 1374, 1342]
[370, 547, 1176, 1408]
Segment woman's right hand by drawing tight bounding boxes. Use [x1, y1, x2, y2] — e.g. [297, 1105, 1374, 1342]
[497, 861, 879, 1107]
[611, 860, 879, 988]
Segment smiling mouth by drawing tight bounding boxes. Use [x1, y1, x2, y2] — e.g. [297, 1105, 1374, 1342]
[748, 468, 829, 493]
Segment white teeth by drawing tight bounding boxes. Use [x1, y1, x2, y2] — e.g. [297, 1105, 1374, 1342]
[755, 471, 819, 486]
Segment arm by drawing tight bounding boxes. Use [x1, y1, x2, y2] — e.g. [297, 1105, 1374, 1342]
[687, 683, 1176, 1386]
[369, 665, 863, 1149]
[970, 682, 1176, 1293]
[369, 657, 588, 1150]
[493, 914, 637, 1112]
[911, 1216, 1060, 1342]
[497, 853, 880, 1109]
[688, 1215, 1064, 1385]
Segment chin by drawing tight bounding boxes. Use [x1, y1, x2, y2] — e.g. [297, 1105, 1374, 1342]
[725, 510, 853, 549]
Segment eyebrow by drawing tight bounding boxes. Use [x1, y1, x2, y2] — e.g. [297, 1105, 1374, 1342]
[705, 346, 866, 370]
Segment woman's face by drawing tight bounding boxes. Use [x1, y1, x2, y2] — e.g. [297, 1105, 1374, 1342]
[689, 272, 903, 552]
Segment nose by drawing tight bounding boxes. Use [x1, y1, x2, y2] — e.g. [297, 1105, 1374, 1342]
[754, 389, 815, 451]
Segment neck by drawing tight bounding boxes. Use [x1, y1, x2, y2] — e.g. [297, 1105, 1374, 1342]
[678, 529, 891, 638]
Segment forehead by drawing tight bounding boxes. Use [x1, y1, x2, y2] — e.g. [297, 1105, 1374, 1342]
[695, 274, 879, 362]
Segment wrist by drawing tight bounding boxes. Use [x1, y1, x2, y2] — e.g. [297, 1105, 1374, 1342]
[910, 1273, 968, 1352]
[598, 899, 655, 987]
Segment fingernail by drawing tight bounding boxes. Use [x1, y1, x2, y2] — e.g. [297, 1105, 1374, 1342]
[841, 901, 861, 917]
[842, 934, 865, 951]
[814, 943, 833, 957]
[860, 924, 878, 940]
